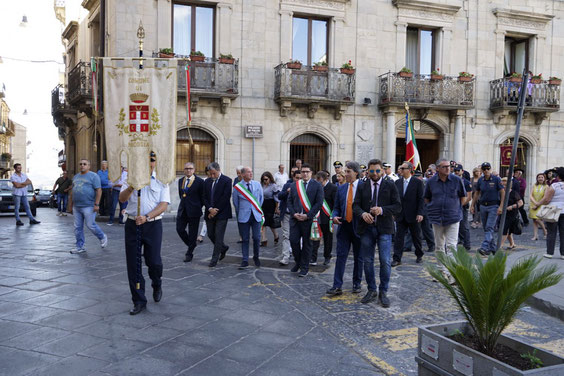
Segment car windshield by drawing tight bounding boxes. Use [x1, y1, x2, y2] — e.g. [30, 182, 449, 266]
[0, 180, 34, 193]
[39, 190, 51, 195]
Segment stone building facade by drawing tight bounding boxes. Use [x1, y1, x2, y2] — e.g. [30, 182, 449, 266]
[52, 0, 563, 192]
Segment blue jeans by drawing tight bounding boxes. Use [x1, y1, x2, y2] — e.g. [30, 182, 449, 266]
[13, 195, 35, 222]
[57, 193, 68, 212]
[109, 189, 127, 223]
[480, 205, 499, 252]
[238, 216, 261, 262]
[332, 221, 362, 289]
[74, 206, 105, 249]
[360, 226, 392, 292]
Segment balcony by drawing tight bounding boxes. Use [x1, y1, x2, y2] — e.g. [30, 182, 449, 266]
[176, 58, 239, 114]
[490, 78, 560, 124]
[378, 72, 475, 111]
[51, 84, 76, 130]
[1, 120, 15, 137]
[274, 64, 355, 119]
[67, 61, 92, 114]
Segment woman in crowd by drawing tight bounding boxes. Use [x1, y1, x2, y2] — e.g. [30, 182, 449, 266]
[260, 171, 280, 246]
[335, 171, 346, 186]
[529, 172, 548, 241]
[499, 177, 523, 250]
[470, 167, 482, 228]
[537, 167, 564, 259]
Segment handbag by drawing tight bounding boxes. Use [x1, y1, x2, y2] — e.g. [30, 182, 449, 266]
[536, 205, 562, 223]
[511, 216, 523, 235]
[271, 213, 281, 228]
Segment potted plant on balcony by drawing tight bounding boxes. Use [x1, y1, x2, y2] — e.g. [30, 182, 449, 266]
[430, 68, 443, 81]
[286, 59, 302, 70]
[509, 72, 522, 83]
[158, 48, 174, 58]
[1, 152, 11, 161]
[340, 60, 355, 75]
[419, 247, 564, 375]
[190, 51, 205, 62]
[313, 61, 328, 72]
[549, 76, 562, 85]
[398, 67, 413, 78]
[530, 73, 543, 84]
[458, 72, 474, 82]
[219, 53, 235, 64]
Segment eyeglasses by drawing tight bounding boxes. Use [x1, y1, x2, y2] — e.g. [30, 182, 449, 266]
[398, 167, 408, 170]
[79, 163, 88, 166]
[184, 167, 194, 170]
[369, 169, 381, 174]
[301, 170, 311, 174]
[438, 165, 450, 169]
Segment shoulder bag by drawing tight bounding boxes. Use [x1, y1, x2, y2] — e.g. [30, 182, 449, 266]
[536, 205, 562, 223]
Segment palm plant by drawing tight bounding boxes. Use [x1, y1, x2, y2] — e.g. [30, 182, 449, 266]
[426, 247, 562, 356]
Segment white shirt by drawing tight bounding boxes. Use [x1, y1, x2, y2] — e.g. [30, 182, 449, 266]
[121, 172, 170, 216]
[386, 172, 399, 182]
[113, 170, 128, 191]
[403, 176, 411, 194]
[274, 171, 289, 190]
[11, 172, 29, 196]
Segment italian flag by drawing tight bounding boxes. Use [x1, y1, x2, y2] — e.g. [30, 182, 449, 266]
[405, 112, 421, 170]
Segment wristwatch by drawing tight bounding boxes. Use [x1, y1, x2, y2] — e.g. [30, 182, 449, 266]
[146, 214, 151, 221]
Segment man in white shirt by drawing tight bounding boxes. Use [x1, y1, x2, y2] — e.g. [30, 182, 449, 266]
[383, 162, 399, 182]
[10, 163, 40, 226]
[274, 164, 289, 190]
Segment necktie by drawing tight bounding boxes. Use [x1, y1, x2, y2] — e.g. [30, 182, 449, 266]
[247, 183, 251, 191]
[372, 180, 378, 206]
[346, 182, 353, 222]
[211, 179, 217, 206]
[184, 177, 188, 189]
[404, 179, 408, 195]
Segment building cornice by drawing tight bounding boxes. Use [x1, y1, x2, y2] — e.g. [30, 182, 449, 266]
[62, 21, 78, 41]
[393, 0, 462, 16]
[81, 0, 99, 12]
[493, 8, 554, 31]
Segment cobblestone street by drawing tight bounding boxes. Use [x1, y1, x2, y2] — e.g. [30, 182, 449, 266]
[0, 208, 563, 376]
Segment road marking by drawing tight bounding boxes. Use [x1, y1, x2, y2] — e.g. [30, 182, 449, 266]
[533, 339, 564, 357]
[369, 327, 418, 351]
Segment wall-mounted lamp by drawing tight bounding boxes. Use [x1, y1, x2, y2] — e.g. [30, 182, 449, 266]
[363, 97, 372, 105]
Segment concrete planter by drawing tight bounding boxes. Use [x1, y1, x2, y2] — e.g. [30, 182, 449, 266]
[416, 321, 564, 376]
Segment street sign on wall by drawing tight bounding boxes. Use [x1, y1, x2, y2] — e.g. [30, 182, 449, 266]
[244, 125, 263, 138]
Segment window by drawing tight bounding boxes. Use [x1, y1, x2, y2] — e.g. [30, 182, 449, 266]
[504, 37, 529, 76]
[292, 17, 328, 66]
[173, 3, 214, 57]
[406, 27, 436, 75]
[290, 133, 327, 173]
[176, 128, 215, 175]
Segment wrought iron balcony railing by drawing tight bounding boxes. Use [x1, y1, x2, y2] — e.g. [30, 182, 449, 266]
[490, 78, 560, 112]
[176, 58, 239, 96]
[51, 84, 66, 116]
[67, 61, 92, 107]
[378, 72, 475, 109]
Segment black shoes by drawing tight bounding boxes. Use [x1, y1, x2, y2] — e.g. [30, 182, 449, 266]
[478, 248, 490, 256]
[298, 270, 308, 277]
[129, 303, 146, 315]
[290, 264, 300, 273]
[30, 220, 41, 225]
[219, 246, 229, 260]
[253, 257, 261, 267]
[326, 287, 343, 296]
[323, 258, 331, 266]
[352, 285, 362, 294]
[379, 291, 390, 308]
[391, 260, 401, 267]
[153, 287, 162, 302]
[361, 290, 378, 304]
[208, 261, 217, 267]
[184, 253, 193, 262]
[16, 221, 24, 226]
[416, 256, 423, 264]
[239, 261, 249, 270]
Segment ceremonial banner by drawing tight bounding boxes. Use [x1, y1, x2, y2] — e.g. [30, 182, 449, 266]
[103, 58, 177, 189]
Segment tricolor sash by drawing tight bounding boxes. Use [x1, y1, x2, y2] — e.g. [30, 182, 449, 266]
[234, 181, 265, 226]
[296, 180, 321, 240]
[321, 199, 334, 234]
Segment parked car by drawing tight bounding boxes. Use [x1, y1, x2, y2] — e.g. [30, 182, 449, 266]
[35, 189, 52, 207]
[0, 179, 37, 216]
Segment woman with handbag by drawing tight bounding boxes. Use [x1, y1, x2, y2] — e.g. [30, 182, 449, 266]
[499, 177, 524, 250]
[537, 167, 564, 259]
[260, 171, 280, 246]
[529, 173, 548, 240]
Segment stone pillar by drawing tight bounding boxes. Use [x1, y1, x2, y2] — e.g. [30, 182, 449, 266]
[494, 29, 506, 78]
[279, 10, 293, 63]
[217, 3, 233, 57]
[452, 111, 464, 163]
[395, 22, 407, 70]
[385, 110, 397, 170]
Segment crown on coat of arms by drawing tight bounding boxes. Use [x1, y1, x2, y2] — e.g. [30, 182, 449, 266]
[130, 93, 149, 103]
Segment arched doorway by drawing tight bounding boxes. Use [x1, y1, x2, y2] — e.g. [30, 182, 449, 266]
[290, 133, 328, 173]
[499, 138, 528, 179]
[395, 120, 440, 170]
[176, 128, 215, 176]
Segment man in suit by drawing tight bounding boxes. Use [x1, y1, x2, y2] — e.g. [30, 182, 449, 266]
[203, 162, 233, 267]
[312, 171, 337, 266]
[233, 166, 264, 269]
[353, 159, 401, 307]
[278, 169, 301, 265]
[331, 161, 343, 184]
[287, 163, 324, 277]
[326, 161, 364, 296]
[392, 161, 425, 266]
[176, 162, 205, 262]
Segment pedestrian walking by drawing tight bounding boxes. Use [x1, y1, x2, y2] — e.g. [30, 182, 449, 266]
[470, 167, 482, 228]
[233, 166, 264, 269]
[471, 162, 505, 255]
[287, 163, 324, 277]
[325, 161, 364, 296]
[260, 172, 280, 246]
[10, 163, 40, 226]
[277, 169, 301, 265]
[97, 160, 112, 216]
[176, 162, 204, 262]
[536, 167, 564, 259]
[454, 164, 472, 251]
[331, 161, 343, 185]
[203, 162, 233, 267]
[119, 151, 170, 315]
[274, 164, 289, 190]
[68, 159, 106, 254]
[529, 173, 548, 241]
[499, 177, 523, 250]
[353, 159, 401, 307]
[52, 170, 72, 217]
[513, 168, 529, 226]
[108, 166, 127, 225]
[312, 170, 337, 266]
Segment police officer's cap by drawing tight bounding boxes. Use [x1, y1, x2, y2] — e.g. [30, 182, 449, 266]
[333, 161, 343, 167]
[383, 163, 392, 168]
[514, 168, 524, 173]
[454, 164, 463, 171]
[360, 164, 367, 170]
[481, 162, 491, 170]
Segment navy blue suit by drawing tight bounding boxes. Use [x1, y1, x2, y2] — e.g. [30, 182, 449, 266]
[203, 173, 233, 264]
[312, 182, 337, 263]
[176, 175, 204, 257]
[287, 179, 324, 272]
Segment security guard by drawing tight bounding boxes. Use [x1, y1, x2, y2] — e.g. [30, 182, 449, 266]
[331, 161, 343, 184]
[119, 151, 171, 315]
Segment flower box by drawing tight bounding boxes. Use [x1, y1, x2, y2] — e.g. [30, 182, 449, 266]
[509, 77, 522, 83]
[399, 72, 413, 78]
[549, 79, 562, 85]
[286, 62, 302, 70]
[530, 78, 543, 84]
[458, 76, 473, 82]
[313, 65, 328, 72]
[219, 57, 235, 64]
[190, 55, 205, 62]
[430, 74, 444, 81]
[158, 52, 174, 58]
[340, 68, 355, 75]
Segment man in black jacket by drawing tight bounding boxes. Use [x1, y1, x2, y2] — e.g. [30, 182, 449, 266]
[287, 163, 324, 277]
[353, 159, 401, 307]
[176, 162, 205, 262]
[278, 169, 301, 265]
[312, 171, 337, 265]
[203, 162, 233, 267]
[392, 161, 425, 266]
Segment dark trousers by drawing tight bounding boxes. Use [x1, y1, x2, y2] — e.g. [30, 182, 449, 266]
[238, 216, 261, 262]
[290, 218, 314, 272]
[125, 219, 163, 305]
[332, 221, 362, 289]
[311, 222, 333, 262]
[458, 207, 471, 249]
[176, 213, 200, 256]
[393, 219, 423, 262]
[99, 188, 112, 216]
[206, 218, 229, 263]
[546, 214, 564, 256]
[109, 189, 127, 224]
[421, 215, 435, 251]
[519, 205, 529, 225]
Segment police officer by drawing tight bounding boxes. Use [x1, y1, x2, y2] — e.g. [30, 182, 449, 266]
[119, 151, 171, 315]
[331, 161, 343, 184]
[383, 162, 399, 182]
[359, 164, 368, 182]
[454, 164, 472, 251]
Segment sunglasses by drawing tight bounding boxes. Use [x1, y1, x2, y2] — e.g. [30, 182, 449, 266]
[369, 169, 381, 174]
[184, 167, 194, 170]
[482, 167, 491, 171]
[398, 167, 408, 170]
[79, 163, 88, 166]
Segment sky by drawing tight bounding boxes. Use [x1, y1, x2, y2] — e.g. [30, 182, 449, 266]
[0, 0, 85, 189]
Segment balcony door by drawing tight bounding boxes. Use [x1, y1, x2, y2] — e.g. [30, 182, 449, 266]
[406, 27, 437, 75]
[504, 37, 529, 76]
[173, 3, 215, 58]
[176, 128, 215, 176]
[292, 17, 328, 66]
[290, 133, 327, 173]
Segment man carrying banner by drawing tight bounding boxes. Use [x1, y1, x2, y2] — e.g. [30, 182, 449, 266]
[287, 163, 324, 277]
[232, 166, 264, 269]
[119, 151, 170, 315]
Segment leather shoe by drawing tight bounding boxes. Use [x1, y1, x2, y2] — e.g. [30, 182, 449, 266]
[253, 257, 261, 267]
[416, 256, 423, 264]
[30, 220, 41, 225]
[478, 248, 490, 256]
[290, 264, 300, 273]
[391, 260, 401, 267]
[153, 287, 162, 302]
[129, 303, 146, 315]
[352, 285, 362, 294]
[361, 290, 378, 304]
[184, 254, 193, 262]
[323, 258, 331, 266]
[239, 261, 249, 269]
[219, 246, 229, 260]
[379, 291, 390, 308]
[208, 261, 217, 267]
[326, 287, 342, 296]
[298, 270, 308, 277]
[16, 221, 24, 226]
